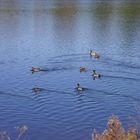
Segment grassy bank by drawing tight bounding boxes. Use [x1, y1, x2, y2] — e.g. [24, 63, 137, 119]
[92, 115, 139, 140]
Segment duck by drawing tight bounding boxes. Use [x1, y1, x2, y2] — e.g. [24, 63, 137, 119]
[76, 83, 84, 91]
[89, 50, 100, 58]
[31, 67, 41, 72]
[92, 70, 101, 78]
[32, 85, 42, 93]
[80, 67, 87, 72]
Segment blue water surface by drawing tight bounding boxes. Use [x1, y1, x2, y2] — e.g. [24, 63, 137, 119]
[0, 1, 140, 140]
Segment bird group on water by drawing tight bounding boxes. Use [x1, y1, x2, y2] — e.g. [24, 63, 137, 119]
[31, 50, 101, 93]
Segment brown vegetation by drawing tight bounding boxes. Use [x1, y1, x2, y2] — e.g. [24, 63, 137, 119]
[0, 125, 28, 140]
[92, 115, 139, 140]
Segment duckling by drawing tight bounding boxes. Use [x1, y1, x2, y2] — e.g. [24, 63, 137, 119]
[76, 83, 84, 91]
[31, 67, 41, 73]
[89, 50, 100, 58]
[80, 67, 87, 72]
[32, 85, 42, 93]
[92, 70, 101, 78]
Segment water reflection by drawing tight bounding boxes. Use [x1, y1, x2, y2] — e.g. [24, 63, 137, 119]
[90, 3, 113, 50]
[0, 12, 20, 42]
[52, 8, 76, 52]
[119, 4, 140, 49]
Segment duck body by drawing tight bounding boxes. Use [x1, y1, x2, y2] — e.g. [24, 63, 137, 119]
[80, 67, 87, 72]
[31, 67, 41, 72]
[92, 70, 101, 78]
[76, 83, 84, 91]
[76, 87, 83, 91]
[92, 73, 101, 78]
[89, 50, 100, 58]
[32, 87, 42, 93]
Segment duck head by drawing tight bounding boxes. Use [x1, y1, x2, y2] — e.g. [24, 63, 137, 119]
[89, 50, 92, 54]
[77, 83, 80, 87]
[93, 70, 96, 73]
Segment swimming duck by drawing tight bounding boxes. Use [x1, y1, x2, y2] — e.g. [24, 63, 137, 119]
[76, 83, 84, 91]
[80, 67, 87, 72]
[31, 67, 41, 72]
[32, 85, 42, 93]
[89, 50, 100, 58]
[92, 70, 101, 78]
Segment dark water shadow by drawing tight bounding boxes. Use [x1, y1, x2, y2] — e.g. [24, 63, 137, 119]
[102, 74, 140, 82]
[31, 66, 76, 74]
[100, 56, 140, 70]
[0, 61, 5, 65]
[98, 68, 140, 77]
[0, 91, 32, 100]
[49, 53, 140, 71]
[31, 86, 140, 103]
[87, 88, 140, 103]
[49, 53, 87, 60]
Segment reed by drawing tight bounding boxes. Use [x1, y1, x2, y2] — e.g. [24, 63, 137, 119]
[0, 125, 28, 140]
[92, 115, 139, 140]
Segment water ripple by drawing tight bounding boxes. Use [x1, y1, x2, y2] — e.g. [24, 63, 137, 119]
[0, 91, 32, 100]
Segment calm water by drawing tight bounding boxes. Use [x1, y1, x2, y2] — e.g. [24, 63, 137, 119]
[0, 1, 140, 140]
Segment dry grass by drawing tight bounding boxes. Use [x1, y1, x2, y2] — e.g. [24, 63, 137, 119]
[92, 115, 139, 140]
[0, 116, 140, 140]
[0, 125, 28, 140]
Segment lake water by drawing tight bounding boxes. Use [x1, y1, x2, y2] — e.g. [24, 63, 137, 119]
[0, 1, 140, 140]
